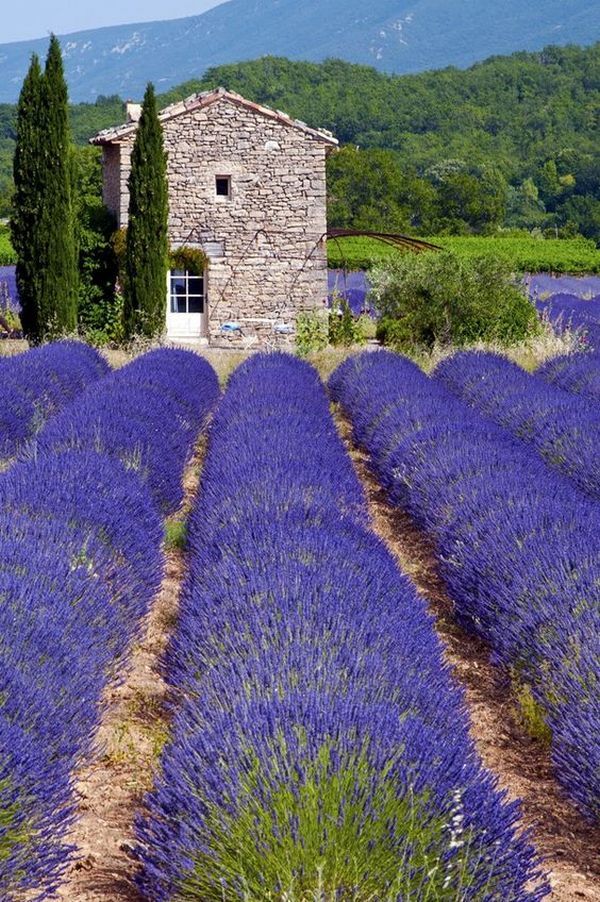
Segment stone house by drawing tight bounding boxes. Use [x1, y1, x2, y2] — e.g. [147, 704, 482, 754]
[91, 88, 338, 346]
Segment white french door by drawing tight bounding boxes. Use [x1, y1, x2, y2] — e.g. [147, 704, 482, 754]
[166, 269, 208, 339]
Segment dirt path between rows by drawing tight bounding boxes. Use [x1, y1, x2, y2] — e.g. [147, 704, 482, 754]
[53, 442, 206, 902]
[335, 413, 600, 902]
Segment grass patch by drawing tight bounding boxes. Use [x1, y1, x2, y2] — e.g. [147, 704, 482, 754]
[164, 518, 188, 551]
[513, 682, 553, 747]
[415, 323, 582, 374]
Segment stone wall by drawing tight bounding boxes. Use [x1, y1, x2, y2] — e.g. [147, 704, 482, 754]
[107, 97, 331, 347]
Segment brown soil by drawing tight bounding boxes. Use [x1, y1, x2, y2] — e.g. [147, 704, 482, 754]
[53, 443, 206, 902]
[335, 413, 600, 902]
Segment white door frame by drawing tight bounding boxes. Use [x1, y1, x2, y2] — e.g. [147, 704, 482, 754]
[166, 267, 209, 340]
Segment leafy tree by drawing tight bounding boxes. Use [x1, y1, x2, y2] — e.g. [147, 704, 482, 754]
[505, 178, 546, 229]
[124, 82, 169, 339]
[557, 196, 600, 241]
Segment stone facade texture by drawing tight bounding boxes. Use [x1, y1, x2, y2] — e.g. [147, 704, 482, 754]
[97, 92, 336, 347]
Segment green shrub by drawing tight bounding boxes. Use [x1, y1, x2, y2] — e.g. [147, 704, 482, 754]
[328, 297, 366, 347]
[296, 311, 329, 356]
[372, 251, 540, 351]
[513, 680, 552, 747]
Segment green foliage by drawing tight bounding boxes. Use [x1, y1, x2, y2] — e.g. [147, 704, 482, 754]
[513, 681, 553, 747]
[74, 146, 121, 345]
[163, 50, 600, 240]
[295, 311, 329, 356]
[169, 246, 208, 275]
[11, 37, 78, 342]
[124, 83, 169, 339]
[373, 251, 540, 350]
[2, 47, 600, 239]
[328, 297, 366, 347]
[0, 225, 15, 264]
[0, 778, 28, 865]
[328, 234, 600, 273]
[164, 517, 188, 551]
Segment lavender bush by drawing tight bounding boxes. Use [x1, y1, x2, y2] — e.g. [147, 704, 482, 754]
[0, 340, 109, 467]
[35, 347, 219, 513]
[0, 347, 219, 896]
[330, 351, 600, 823]
[135, 353, 546, 900]
[0, 451, 163, 896]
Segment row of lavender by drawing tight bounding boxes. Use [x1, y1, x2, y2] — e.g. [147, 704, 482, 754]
[435, 351, 600, 502]
[0, 341, 109, 466]
[330, 351, 599, 824]
[0, 347, 219, 897]
[135, 353, 545, 900]
[536, 293, 600, 349]
[539, 348, 600, 403]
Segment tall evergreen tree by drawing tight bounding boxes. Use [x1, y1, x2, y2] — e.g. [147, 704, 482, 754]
[40, 34, 78, 336]
[124, 82, 169, 339]
[10, 36, 78, 342]
[11, 54, 43, 339]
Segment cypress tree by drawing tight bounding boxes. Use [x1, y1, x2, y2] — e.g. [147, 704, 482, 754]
[11, 54, 44, 340]
[40, 34, 78, 336]
[10, 36, 78, 342]
[124, 83, 169, 339]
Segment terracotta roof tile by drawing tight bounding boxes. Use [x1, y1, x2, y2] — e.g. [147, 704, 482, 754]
[90, 87, 338, 146]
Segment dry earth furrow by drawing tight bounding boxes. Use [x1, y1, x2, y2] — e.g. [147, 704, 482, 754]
[53, 441, 207, 902]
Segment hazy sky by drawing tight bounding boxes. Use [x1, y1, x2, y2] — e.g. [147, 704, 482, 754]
[3, 1, 227, 43]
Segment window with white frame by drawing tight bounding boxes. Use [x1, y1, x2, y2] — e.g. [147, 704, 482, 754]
[169, 270, 205, 314]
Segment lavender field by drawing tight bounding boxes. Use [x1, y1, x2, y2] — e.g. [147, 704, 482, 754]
[1, 338, 599, 897]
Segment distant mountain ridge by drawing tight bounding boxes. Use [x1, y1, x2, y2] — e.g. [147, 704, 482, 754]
[0, 0, 599, 103]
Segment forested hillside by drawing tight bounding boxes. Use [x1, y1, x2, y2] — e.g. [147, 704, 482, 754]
[0, 0, 598, 103]
[1, 44, 599, 238]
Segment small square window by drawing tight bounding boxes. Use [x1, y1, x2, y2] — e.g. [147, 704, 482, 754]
[215, 176, 231, 198]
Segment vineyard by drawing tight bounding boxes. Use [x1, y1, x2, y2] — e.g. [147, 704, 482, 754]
[0, 340, 599, 898]
[327, 235, 600, 274]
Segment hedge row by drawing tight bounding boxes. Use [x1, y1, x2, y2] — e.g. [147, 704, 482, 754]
[0, 347, 219, 896]
[0, 340, 109, 466]
[135, 353, 544, 900]
[330, 351, 600, 824]
[435, 350, 600, 502]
